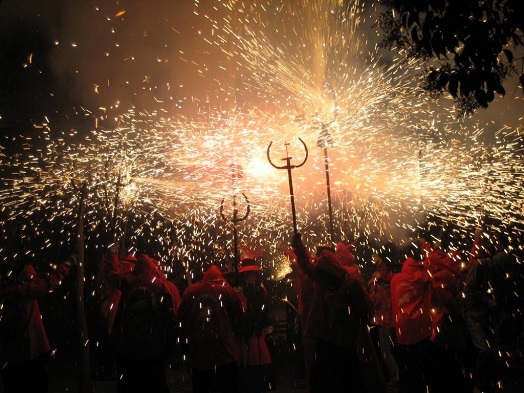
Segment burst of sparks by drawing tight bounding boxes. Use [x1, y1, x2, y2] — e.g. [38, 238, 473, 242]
[0, 0, 523, 279]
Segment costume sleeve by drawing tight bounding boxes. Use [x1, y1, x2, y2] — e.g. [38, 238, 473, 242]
[343, 275, 373, 323]
[293, 242, 320, 282]
[104, 254, 124, 287]
[1, 262, 71, 299]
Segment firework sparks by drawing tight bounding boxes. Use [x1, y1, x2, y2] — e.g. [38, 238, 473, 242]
[0, 0, 522, 277]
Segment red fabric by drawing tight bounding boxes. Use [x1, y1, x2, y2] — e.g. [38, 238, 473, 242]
[177, 265, 244, 370]
[335, 242, 355, 266]
[390, 257, 433, 345]
[101, 253, 180, 340]
[335, 242, 364, 284]
[295, 247, 371, 350]
[425, 250, 463, 341]
[237, 332, 272, 367]
[235, 289, 272, 366]
[120, 254, 180, 312]
[368, 260, 394, 328]
[96, 253, 136, 334]
[0, 262, 71, 365]
[420, 241, 433, 260]
[110, 255, 179, 362]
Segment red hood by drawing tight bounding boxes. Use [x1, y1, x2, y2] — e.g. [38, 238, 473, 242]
[401, 257, 430, 282]
[316, 249, 358, 280]
[427, 250, 460, 275]
[134, 254, 165, 280]
[335, 242, 355, 266]
[17, 265, 36, 282]
[202, 265, 228, 285]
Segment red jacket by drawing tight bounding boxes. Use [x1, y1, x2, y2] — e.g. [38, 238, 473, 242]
[391, 257, 433, 345]
[426, 250, 464, 340]
[111, 255, 180, 360]
[0, 262, 71, 365]
[295, 246, 372, 350]
[95, 253, 136, 334]
[177, 265, 244, 370]
[426, 250, 462, 309]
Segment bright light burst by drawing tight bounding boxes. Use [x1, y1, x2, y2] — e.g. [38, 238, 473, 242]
[1, 0, 523, 278]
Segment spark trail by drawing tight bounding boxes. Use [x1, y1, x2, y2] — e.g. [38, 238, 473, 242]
[1, 0, 523, 278]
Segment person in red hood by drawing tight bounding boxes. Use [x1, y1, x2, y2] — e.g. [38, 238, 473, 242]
[110, 253, 180, 393]
[390, 242, 433, 393]
[335, 241, 363, 283]
[93, 244, 137, 379]
[292, 233, 372, 393]
[424, 240, 469, 393]
[96, 244, 137, 336]
[0, 255, 75, 393]
[177, 265, 245, 393]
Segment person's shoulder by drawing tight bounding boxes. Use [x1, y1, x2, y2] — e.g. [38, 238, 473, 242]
[390, 271, 402, 284]
[181, 282, 199, 295]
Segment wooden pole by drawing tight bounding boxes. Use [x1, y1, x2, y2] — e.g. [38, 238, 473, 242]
[75, 181, 93, 393]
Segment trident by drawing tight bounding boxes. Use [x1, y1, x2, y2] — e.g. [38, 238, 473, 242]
[267, 138, 308, 235]
[220, 191, 250, 284]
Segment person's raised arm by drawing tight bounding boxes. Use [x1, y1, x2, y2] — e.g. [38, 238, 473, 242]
[1, 255, 75, 299]
[292, 233, 319, 281]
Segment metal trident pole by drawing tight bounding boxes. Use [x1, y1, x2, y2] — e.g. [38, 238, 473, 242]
[267, 138, 308, 235]
[220, 188, 250, 285]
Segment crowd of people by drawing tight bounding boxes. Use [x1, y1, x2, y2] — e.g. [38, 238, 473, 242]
[1, 225, 523, 393]
[283, 227, 523, 393]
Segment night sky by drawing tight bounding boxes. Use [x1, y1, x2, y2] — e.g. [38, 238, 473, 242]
[1, 0, 524, 257]
[1, 1, 522, 138]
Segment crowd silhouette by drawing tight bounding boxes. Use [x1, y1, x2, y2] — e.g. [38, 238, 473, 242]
[1, 222, 523, 393]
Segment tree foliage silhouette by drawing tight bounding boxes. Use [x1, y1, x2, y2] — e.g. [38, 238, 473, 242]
[378, 0, 524, 117]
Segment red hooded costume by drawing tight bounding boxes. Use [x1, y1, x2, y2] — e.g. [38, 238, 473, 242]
[425, 249, 465, 344]
[235, 260, 273, 367]
[0, 262, 71, 366]
[177, 265, 244, 370]
[295, 246, 372, 350]
[95, 253, 136, 335]
[390, 257, 433, 345]
[111, 254, 180, 360]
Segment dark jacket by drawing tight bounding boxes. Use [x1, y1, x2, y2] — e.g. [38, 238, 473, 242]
[464, 252, 516, 321]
